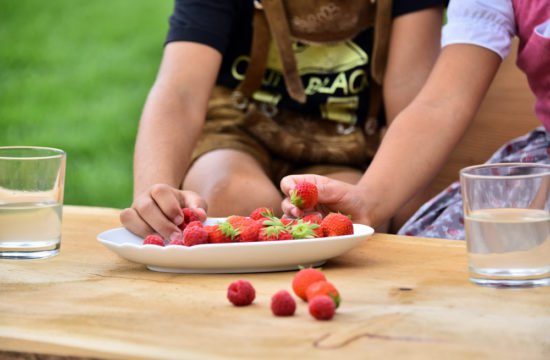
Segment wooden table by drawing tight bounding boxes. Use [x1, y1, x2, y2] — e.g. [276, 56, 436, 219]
[0, 206, 548, 360]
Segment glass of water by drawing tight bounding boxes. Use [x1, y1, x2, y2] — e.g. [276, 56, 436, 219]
[0, 146, 66, 259]
[460, 163, 550, 287]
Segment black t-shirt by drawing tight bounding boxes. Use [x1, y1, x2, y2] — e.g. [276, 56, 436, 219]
[166, 0, 445, 125]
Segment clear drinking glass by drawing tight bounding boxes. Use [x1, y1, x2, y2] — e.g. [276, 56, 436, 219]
[0, 146, 66, 259]
[460, 163, 550, 287]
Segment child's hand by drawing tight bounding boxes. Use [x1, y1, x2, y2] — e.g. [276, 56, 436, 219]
[280, 175, 371, 226]
[120, 184, 207, 241]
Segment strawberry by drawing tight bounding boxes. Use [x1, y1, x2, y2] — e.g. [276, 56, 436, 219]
[178, 207, 201, 230]
[186, 220, 203, 229]
[320, 213, 354, 237]
[306, 280, 341, 308]
[308, 295, 336, 320]
[280, 217, 296, 227]
[255, 218, 269, 228]
[292, 268, 327, 301]
[143, 234, 165, 246]
[234, 218, 261, 242]
[182, 226, 208, 246]
[302, 213, 323, 224]
[249, 207, 274, 221]
[258, 226, 293, 241]
[226, 215, 248, 229]
[271, 290, 296, 316]
[290, 219, 320, 239]
[227, 280, 255, 306]
[207, 222, 238, 243]
[290, 181, 318, 210]
[168, 238, 184, 246]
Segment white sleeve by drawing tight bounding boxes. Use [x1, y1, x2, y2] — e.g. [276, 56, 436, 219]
[442, 0, 516, 59]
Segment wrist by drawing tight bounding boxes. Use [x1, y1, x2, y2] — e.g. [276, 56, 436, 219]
[354, 184, 391, 230]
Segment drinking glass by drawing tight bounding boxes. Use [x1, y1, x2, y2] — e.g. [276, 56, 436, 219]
[460, 163, 550, 287]
[0, 146, 66, 259]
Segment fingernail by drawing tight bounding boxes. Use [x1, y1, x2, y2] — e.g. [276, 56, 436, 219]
[170, 232, 182, 242]
[291, 208, 300, 218]
[174, 216, 184, 225]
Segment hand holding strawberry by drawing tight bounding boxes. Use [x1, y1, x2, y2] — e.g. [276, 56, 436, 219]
[280, 174, 373, 226]
[289, 181, 318, 210]
[121, 184, 207, 241]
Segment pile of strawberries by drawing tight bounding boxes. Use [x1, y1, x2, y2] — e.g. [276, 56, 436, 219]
[227, 267, 340, 321]
[142, 181, 354, 246]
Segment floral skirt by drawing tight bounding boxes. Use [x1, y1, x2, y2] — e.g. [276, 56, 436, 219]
[398, 126, 550, 240]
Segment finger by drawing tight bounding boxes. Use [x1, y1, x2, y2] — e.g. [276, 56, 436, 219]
[149, 184, 185, 225]
[280, 174, 330, 196]
[281, 197, 304, 218]
[312, 179, 351, 204]
[133, 196, 182, 240]
[120, 207, 155, 238]
[281, 174, 349, 206]
[177, 190, 208, 221]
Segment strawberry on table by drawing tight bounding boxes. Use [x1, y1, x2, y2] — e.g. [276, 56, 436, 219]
[290, 181, 318, 210]
[292, 267, 327, 301]
[227, 280, 256, 306]
[306, 280, 341, 308]
[308, 295, 336, 321]
[271, 290, 296, 317]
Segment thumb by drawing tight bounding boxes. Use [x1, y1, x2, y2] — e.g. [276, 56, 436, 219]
[314, 179, 352, 205]
[280, 174, 331, 196]
[280, 174, 350, 205]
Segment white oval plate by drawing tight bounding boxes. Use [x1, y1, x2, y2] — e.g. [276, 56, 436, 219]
[97, 218, 374, 273]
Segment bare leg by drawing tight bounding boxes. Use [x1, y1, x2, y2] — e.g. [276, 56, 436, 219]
[183, 149, 283, 217]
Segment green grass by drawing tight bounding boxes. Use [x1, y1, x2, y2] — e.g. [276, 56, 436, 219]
[0, 0, 173, 208]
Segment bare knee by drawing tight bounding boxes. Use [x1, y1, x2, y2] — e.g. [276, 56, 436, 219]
[203, 174, 282, 216]
[183, 150, 283, 217]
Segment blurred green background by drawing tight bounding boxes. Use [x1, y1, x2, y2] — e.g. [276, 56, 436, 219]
[0, 0, 173, 208]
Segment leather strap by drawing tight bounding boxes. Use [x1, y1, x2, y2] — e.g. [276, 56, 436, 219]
[235, 8, 271, 101]
[371, 0, 393, 85]
[262, 0, 306, 103]
[236, 0, 394, 112]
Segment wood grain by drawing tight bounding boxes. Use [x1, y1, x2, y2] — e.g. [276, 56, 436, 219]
[0, 206, 548, 359]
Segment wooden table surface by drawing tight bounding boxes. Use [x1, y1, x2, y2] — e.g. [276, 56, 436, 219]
[0, 206, 549, 360]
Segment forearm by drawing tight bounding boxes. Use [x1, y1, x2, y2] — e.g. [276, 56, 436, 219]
[133, 84, 204, 198]
[132, 42, 222, 199]
[358, 101, 469, 226]
[358, 44, 502, 227]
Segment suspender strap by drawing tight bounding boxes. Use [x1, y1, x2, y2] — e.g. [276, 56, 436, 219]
[262, 0, 306, 103]
[371, 0, 393, 85]
[236, 8, 271, 100]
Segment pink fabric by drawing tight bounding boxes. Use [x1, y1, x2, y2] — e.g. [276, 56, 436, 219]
[512, 0, 550, 129]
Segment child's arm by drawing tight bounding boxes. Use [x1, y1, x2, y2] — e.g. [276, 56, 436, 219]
[120, 42, 221, 239]
[282, 44, 503, 228]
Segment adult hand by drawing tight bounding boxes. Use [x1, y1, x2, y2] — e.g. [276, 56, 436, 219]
[120, 184, 207, 241]
[280, 175, 371, 226]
